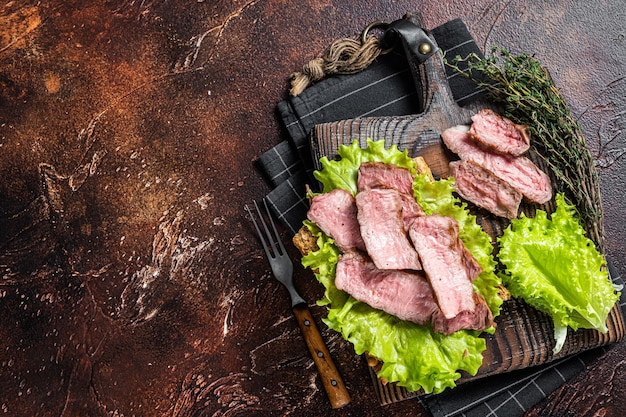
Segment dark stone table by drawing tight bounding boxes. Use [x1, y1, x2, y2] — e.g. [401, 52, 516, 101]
[1, 1, 624, 416]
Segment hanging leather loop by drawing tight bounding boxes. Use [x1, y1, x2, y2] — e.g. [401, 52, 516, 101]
[383, 19, 437, 63]
[382, 18, 438, 112]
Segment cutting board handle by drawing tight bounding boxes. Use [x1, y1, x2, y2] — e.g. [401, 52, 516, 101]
[310, 13, 475, 174]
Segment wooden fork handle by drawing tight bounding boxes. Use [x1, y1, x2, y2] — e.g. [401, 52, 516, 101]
[293, 305, 351, 409]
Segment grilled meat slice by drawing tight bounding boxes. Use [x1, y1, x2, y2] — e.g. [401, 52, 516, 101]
[307, 188, 366, 252]
[358, 161, 415, 195]
[442, 125, 552, 204]
[356, 188, 422, 270]
[409, 215, 482, 319]
[335, 251, 437, 325]
[450, 160, 522, 219]
[469, 108, 530, 156]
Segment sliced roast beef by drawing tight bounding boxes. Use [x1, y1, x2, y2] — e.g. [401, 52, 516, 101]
[358, 161, 424, 229]
[335, 251, 493, 334]
[432, 292, 494, 334]
[335, 251, 437, 325]
[442, 124, 471, 142]
[442, 125, 552, 204]
[469, 108, 530, 156]
[358, 161, 415, 195]
[307, 188, 366, 252]
[356, 188, 422, 270]
[450, 160, 522, 219]
[398, 192, 425, 231]
[408, 215, 482, 319]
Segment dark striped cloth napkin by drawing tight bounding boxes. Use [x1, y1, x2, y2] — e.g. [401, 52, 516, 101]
[260, 19, 486, 234]
[255, 18, 625, 417]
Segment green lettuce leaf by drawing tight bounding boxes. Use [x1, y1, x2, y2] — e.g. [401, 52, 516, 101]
[302, 140, 503, 393]
[497, 194, 619, 353]
[314, 139, 416, 195]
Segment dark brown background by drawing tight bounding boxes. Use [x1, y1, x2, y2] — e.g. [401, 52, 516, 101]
[0, 1, 624, 416]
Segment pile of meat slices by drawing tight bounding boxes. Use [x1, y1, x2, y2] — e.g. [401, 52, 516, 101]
[443, 109, 553, 219]
[306, 110, 553, 335]
[307, 162, 494, 335]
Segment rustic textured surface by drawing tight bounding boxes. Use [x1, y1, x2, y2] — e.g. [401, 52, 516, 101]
[0, 1, 624, 416]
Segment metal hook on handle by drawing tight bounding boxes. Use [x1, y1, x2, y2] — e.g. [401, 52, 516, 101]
[360, 20, 394, 55]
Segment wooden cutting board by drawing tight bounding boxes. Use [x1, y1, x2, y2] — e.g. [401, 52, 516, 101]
[309, 18, 625, 405]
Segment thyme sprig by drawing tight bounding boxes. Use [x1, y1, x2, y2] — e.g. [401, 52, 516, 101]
[447, 47, 604, 247]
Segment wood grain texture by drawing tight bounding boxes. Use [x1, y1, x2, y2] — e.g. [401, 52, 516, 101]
[293, 305, 351, 408]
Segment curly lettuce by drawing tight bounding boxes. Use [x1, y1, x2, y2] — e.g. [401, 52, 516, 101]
[313, 139, 417, 195]
[498, 194, 620, 353]
[301, 139, 502, 393]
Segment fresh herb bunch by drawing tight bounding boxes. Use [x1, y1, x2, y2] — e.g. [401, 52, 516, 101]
[446, 47, 604, 248]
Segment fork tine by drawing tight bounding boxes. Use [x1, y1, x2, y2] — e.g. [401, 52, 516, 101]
[245, 203, 271, 257]
[262, 198, 286, 256]
[246, 200, 281, 258]
[255, 200, 280, 258]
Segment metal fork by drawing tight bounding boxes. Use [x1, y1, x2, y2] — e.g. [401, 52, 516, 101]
[246, 199, 350, 409]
